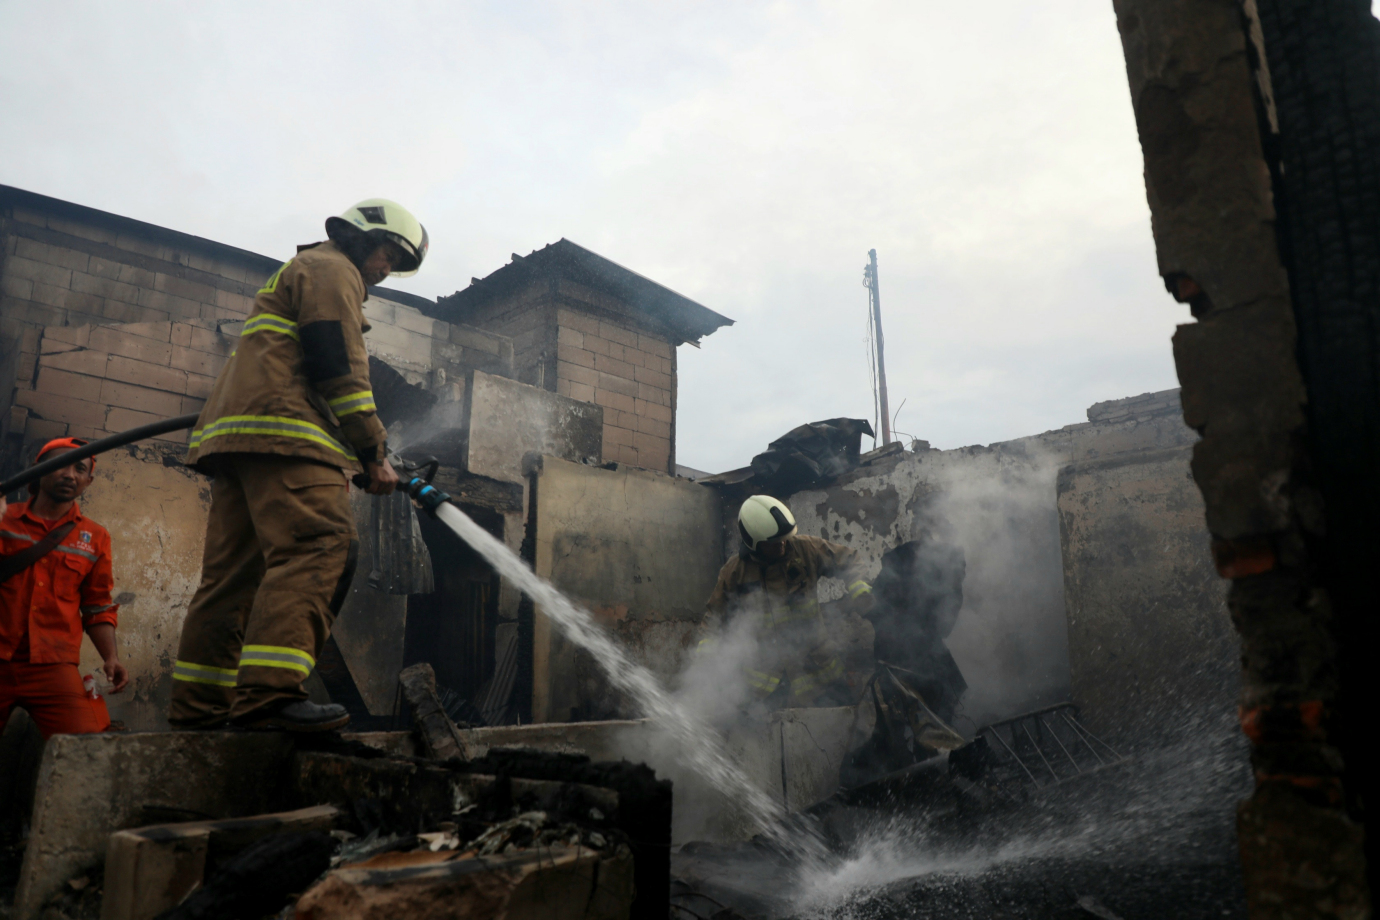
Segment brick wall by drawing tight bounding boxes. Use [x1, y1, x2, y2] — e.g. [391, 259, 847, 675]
[5, 320, 232, 455]
[553, 307, 674, 473]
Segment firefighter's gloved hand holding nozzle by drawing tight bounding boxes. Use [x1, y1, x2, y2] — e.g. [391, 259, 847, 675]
[352, 453, 446, 513]
[363, 454, 400, 495]
[371, 453, 451, 517]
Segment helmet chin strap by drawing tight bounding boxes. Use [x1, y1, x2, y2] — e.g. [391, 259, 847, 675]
[742, 538, 789, 562]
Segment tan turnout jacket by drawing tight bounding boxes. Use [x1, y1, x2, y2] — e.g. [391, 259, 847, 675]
[706, 534, 873, 700]
[187, 241, 386, 473]
[707, 535, 872, 624]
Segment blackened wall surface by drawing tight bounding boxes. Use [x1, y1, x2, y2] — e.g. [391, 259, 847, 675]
[1113, 0, 1374, 913]
[530, 456, 723, 723]
[783, 390, 1210, 731]
[1059, 446, 1233, 741]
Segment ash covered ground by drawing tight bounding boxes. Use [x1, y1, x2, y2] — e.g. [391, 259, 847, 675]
[672, 711, 1250, 920]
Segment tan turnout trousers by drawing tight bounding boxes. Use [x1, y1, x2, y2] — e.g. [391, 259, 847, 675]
[169, 454, 356, 727]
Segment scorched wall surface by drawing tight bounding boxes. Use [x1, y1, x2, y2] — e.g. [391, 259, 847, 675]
[531, 457, 723, 723]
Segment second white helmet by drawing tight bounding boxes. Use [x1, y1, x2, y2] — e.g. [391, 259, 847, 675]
[738, 494, 797, 552]
[326, 198, 430, 277]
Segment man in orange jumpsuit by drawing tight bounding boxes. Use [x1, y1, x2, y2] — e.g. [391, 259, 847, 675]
[0, 438, 128, 738]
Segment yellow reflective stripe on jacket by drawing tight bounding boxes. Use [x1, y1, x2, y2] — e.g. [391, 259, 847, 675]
[239, 645, 315, 675]
[848, 579, 873, 599]
[746, 668, 782, 695]
[327, 390, 376, 417]
[257, 260, 292, 296]
[759, 599, 820, 629]
[173, 660, 238, 687]
[190, 416, 351, 457]
[241, 312, 300, 341]
[791, 657, 843, 695]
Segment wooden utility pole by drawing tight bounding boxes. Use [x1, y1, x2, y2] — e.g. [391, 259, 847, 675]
[865, 249, 893, 445]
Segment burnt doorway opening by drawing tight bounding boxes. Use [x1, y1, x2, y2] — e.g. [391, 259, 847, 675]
[404, 502, 504, 724]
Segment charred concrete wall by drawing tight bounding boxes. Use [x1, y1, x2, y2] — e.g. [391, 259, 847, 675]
[436, 280, 680, 474]
[531, 456, 723, 723]
[70, 446, 211, 730]
[782, 389, 1222, 731]
[1111, 0, 1376, 909]
[408, 369, 603, 485]
[1059, 446, 1232, 741]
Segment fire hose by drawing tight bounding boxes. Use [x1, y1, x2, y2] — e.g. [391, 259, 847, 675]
[351, 456, 450, 517]
[0, 412, 202, 496]
[1, 410, 451, 516]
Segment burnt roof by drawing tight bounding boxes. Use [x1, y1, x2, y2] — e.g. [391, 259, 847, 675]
[433, 238, 733, 345]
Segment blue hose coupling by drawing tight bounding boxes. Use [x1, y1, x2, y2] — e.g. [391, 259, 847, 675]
[406, 475, 452, 518]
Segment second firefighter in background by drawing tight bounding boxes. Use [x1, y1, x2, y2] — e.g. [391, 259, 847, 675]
[705, 494, 873, 708]
[170, 199, 428, 732]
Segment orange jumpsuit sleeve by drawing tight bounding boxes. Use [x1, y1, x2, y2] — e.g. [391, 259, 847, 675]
[79, 531, 119, 630]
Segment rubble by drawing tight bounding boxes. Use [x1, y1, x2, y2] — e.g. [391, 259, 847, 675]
[103, 806, 338, 920]
[155, 831, 335, 920]
[724, 417, 874, 496]
[285, 741, 651, 919]
[295, 843, 634, 920]
[397, 663, 477, 761]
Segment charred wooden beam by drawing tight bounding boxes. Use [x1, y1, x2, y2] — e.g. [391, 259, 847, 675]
[398, 662, 477, 762]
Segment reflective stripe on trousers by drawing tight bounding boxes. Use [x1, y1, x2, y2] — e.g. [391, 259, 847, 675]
[238, 645, 315, 675]
[173, 660, 238, 687]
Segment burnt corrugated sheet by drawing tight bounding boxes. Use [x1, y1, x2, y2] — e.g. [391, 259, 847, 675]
[364, 491, 434, 595]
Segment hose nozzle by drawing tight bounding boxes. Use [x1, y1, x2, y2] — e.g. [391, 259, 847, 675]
[407, 476, 452, 518]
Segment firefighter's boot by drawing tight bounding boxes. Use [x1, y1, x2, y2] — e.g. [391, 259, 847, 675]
[234, 700, 349, 732]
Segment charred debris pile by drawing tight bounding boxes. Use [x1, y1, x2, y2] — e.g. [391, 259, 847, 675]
[36, 663, 669, 920]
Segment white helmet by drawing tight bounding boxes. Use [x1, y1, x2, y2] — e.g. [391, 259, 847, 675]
[738, 495, 797, 552]
[326, 198, 430, 277]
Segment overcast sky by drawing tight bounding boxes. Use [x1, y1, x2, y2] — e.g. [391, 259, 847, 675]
[1, 1, 1191, 472]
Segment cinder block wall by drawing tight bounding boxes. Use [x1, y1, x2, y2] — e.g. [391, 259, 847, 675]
[9, 321, 230, 450]
[0, 206, 264, 331]
[450, 281, 556, 390]
[453, 278, 678, 474]
[363, 295, 514, 392]
[553, 297, 675, 474]
[0, 190, 271, 458]
[0, 188, 516, 460]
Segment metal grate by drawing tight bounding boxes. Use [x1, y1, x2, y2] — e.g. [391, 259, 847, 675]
[977, 703, 1127, 788]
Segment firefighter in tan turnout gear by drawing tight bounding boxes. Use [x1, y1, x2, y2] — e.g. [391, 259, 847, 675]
[170, 199, 428, 731]
[706, 495, 874, 708]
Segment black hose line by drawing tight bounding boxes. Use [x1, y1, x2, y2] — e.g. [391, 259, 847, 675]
[0, 412, 200, 496]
